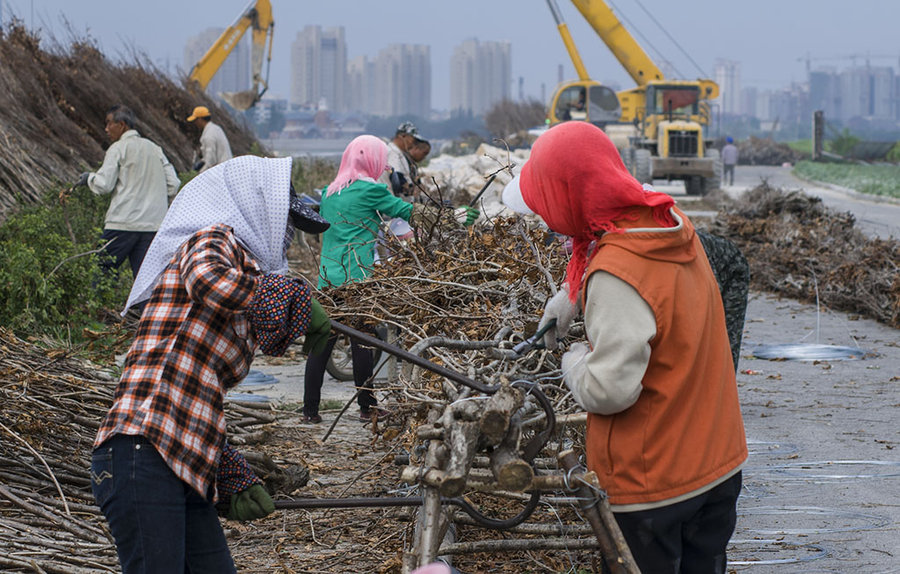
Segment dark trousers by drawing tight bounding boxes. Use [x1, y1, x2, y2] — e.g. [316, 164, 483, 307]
[99, 229, 156, 278]
[612, 471, 742, 574]
[303, 333, 377, 417]
[91, 434, 236, 574]
[723, 164, 735, 186]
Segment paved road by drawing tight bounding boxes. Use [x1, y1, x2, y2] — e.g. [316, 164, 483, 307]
[657, 165, 900, 240]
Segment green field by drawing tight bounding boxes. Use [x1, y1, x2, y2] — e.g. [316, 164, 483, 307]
[793, 161, 900, 200]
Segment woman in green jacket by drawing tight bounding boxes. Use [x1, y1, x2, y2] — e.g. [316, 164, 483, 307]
[303, 135, 477, 423]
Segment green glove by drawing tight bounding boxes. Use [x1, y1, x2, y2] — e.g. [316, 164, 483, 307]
[302, 297, 331, 356]
[227, 484, 274, 522]
[454, 206, 480, 227]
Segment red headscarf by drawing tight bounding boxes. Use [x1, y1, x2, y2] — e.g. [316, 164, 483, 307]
[326, 135, 388, 196]
[520, 122, 675, 301]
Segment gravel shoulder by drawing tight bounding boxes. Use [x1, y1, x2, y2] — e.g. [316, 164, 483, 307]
[732, 292, 900, 571]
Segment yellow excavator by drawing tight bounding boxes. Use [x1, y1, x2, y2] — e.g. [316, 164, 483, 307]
[187, 0, 274, 111]
[545, 0, 721, 195]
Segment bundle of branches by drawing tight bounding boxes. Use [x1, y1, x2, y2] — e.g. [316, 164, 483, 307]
[708, 183, 899, 327]
[0, 23, 261, 223]
[0, 327, 118, 572]
[311, 213, 578, 408]
[737, 136, 806, 166]
[0, 327, 296, 572]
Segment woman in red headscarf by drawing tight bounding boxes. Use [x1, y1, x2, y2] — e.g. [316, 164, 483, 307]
[504, 122, 747, 573]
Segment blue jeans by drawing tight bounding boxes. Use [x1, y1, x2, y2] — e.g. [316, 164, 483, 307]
[91, 434, 236, 574]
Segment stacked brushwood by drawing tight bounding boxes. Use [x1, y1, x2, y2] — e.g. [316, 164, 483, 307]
[0, 327, 296, 573]
[0, 23, 261, 223]
[706, 182, 899, 328]
[0, 327, 119, 572]
[736, 136, 806, 166]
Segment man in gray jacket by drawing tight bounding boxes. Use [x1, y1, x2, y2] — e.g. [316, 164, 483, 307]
[722, 137, 739, 186]
[79, 105, 180, 279]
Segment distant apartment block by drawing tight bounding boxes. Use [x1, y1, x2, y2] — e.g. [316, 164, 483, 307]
[291, 26, 347, 112]
[345, 46, 431, 118]
[809, 65, 896, 122]
[714, 59, 741, 116]
[450, 39, 511, 116]
[347, 56, 377, 115]
[183, 28, 250, 99]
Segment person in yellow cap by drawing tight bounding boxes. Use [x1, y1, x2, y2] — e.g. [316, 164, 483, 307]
[187, 106, 233, 173]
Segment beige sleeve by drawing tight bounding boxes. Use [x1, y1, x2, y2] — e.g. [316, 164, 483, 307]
[565, 271, 656, 415]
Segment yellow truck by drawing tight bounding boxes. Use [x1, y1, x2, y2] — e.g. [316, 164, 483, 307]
[545, 0, 721, 194]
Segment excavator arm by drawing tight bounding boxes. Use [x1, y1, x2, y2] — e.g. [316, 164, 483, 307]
[187, 0, 274, 110]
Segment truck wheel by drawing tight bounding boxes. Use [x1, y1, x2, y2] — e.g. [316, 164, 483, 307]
[703, 148, 722, 194]
[325, 334, 384, 382]
[634, 149, 652, 184]
[685, 176, 704, 196]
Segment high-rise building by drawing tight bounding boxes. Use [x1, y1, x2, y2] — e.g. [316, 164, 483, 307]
[450, 39, 511, 116]
[184, 28, 250, 99]
[345, 46, 431, 118]
[714, 59, 741, 116]
[810, 65, 896, 121]
[869, 66, 896, 119]
[347, 56, 376, 115]
[372, 44, 431, 118]
[740, 86, 758, 118]
[809, 69, 841, 120]
[290, 26, 347, 112]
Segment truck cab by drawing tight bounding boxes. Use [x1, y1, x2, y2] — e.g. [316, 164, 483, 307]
[549, 81, 621, 127]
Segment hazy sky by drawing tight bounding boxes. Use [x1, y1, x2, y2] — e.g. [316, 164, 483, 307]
[5, 0, 899, 110]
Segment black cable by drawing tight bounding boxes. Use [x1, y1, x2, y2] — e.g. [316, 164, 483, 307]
[631, 0, 708, 79]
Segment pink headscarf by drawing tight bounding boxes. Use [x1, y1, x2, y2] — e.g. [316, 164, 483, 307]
[326, 135, 388, 197]
[520, 122, 675, 301]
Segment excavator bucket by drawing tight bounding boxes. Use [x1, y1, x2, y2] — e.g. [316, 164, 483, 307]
[221, 90, 259, 111]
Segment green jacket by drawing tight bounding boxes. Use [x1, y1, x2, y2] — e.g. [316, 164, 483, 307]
[318, 179, 413, 288]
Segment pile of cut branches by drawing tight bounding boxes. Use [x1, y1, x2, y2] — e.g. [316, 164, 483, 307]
[707, 183, 899, 328]
[311, 213, 574, 397]
[0, 327, 296, 573]
[0, 23, 260, 223]
[736, 136, 806, 166]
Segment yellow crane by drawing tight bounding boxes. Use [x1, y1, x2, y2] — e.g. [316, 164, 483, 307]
[545, 0, 721, 195]
[188, 0, 274, 111]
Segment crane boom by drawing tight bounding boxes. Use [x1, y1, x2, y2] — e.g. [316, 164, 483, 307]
[570, 0, 662, 85]
[188, 0, 274, 110]
[546, 0, 591, 82]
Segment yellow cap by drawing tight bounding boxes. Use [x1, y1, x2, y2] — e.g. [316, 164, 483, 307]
[187, 106, 211, 122]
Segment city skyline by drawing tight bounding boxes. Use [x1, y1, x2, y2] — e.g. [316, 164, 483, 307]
[5, 0, 900, 112]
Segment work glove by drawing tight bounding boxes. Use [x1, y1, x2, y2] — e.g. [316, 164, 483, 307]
[77, 172, 90, 188]
[453, 206, 480, 227]
[539, 284, 580, 351]
[302, 297, 331, 356]
[227, 484, 274, 522]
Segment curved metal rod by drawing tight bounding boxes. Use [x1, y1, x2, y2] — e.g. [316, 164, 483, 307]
[513, 380, 557, 462]
[274, 491, 541, 531]
[448, 490, 541, 530]
[330, 321, 496, 394]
